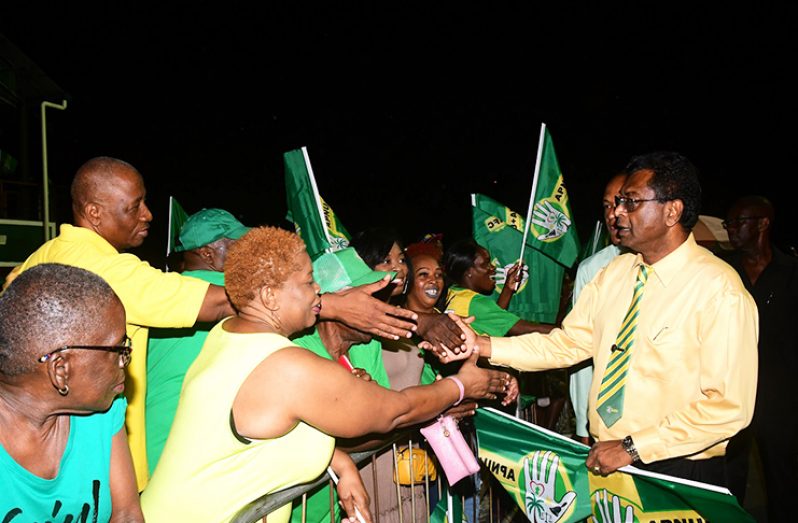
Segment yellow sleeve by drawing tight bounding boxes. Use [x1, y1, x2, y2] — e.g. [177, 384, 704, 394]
[489, 278, 598, 370]
[100, 253, 210, 327]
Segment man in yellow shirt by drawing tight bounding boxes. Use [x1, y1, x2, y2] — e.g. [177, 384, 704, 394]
[5, 157, 232, 490]
[463, 152, 758, 485]
[4, 156, 427, 491]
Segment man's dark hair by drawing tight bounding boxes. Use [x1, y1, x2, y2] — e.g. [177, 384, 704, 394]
[0, 264, 120, 376]
[625, 151, 702, 230]
[443, 238, 482, 288]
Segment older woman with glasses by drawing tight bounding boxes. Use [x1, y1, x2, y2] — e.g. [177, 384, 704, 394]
[0, 264, 142, 521]
[141, 226, 511, 523]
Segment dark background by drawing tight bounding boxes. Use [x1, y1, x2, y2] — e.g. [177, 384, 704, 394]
[1, 3, 795, 267]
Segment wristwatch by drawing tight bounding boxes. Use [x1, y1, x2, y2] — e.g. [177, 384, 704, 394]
[622, 435, 641, 463]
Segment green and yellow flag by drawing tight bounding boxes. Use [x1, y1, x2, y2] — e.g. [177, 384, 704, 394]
[284, 147, 351, 260]
[472, 193, 565, 323]
[475, 407, 753, 523]
[521, 125, 580, 269]
[167, 196, 189, 259]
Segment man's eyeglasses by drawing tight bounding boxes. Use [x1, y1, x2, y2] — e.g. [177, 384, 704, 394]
[38, 335, 133, 368]
[614, 195, 670, 212]
[721, 216, 764, 229]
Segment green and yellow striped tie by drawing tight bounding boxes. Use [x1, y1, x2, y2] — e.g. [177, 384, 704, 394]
[597, 264, 651, 428]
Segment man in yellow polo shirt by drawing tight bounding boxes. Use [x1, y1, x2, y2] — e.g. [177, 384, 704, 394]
[5, 156, 430, 490]
[5, 157, 232, 490]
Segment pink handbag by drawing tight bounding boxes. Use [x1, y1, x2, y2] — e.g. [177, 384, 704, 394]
[419, 415, 481, 485]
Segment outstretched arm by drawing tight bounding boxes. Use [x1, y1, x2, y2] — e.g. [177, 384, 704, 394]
[233, 347, 510, 441]
[320, 277, 418, 340]
[506, 320, 555, 336]
[196, 284, 235, 322]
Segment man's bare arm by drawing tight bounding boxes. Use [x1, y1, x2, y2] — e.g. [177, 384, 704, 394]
[196, 284, 235, 322]
[320, 277, 418, 340]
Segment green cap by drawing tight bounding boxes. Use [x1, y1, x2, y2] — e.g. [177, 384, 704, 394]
[312, 247, 394, 294]
[175, 208, 250, 252]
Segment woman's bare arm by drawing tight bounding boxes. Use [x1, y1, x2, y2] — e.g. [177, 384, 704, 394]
[233, 347, 508, 441]
[109, 429, 144, 522]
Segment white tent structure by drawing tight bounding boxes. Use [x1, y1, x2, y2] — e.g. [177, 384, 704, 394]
[693, 215, 731, 251]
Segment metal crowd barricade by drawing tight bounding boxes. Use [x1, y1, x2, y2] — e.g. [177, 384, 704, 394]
[230, 427, 527, 523]
[231, 430, 434, 523]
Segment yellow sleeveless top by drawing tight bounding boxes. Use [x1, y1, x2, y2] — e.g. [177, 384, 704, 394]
[141, 320, 335, 522]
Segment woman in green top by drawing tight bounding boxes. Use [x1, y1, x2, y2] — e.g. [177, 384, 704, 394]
[444, 239, 553, 337]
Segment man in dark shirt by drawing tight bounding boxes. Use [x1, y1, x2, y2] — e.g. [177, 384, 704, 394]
[723, 195, 798, 522]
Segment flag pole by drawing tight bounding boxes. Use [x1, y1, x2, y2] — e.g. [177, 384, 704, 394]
[301, 146, 335, 248]
[511, 122, 547, 290]
[591, 220, 602, 257]
[518, 123, 546, 263]
[166, 196, 175, 272]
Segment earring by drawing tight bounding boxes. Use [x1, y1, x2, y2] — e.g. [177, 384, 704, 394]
[58, 384, 69, 396]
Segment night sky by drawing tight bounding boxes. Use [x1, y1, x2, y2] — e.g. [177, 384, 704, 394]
[1, 4, 795, 266]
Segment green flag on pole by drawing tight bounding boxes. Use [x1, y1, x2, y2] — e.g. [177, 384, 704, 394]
[472, 193, 565, 323]
[520, 124, 581, 269]
[167, 196, 189, 258]
[474, 407, 754, 523]
[579, 220, 610, 262]
[284, 146, 351, 260]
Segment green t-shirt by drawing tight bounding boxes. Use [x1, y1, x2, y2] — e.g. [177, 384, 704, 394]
[146, 269, 224, 475]
[1, 396, 127, 520]
[293, 331, 391, 388]
[290, 330, 390, 523]
[446, 285, 520, 336]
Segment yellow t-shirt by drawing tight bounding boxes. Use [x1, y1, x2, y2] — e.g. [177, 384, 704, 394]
[7, 224, 209, 490]
[141, 322, 335, 522]
[446, 286, 520, 336]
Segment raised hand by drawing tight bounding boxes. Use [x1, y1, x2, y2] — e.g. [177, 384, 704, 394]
[321, 277, 418, 340]
[522, 452, 577, 523]
[455, 349, 510, 401]
[496, 262, 527, 287]
[532, 201, 572, 241]
[590, 489, 634, 523]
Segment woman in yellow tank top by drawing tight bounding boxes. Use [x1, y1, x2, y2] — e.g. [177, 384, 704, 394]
[141, 226, 512, 523]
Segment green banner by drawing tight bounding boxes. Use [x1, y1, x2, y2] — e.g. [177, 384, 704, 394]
[472, 193, 564, 323]
[167, 196, 189, 257]
[475, 407, 753, 523]
[284, 147, 351, 260]
[527, 127, 580, 269]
